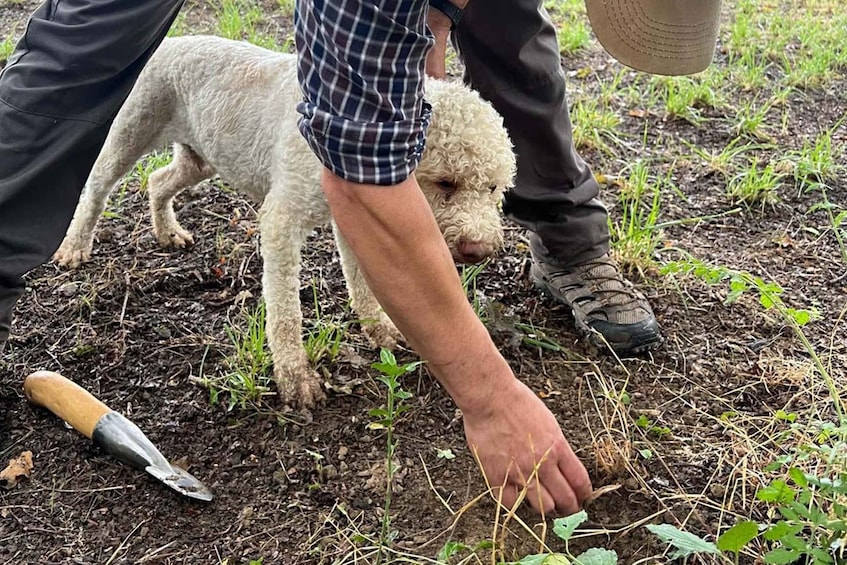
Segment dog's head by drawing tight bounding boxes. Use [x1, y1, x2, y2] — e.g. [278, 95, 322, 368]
[417, 80, 516, 264]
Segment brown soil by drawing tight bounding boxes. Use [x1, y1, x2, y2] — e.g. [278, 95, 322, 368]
[2, 1, 846, 564]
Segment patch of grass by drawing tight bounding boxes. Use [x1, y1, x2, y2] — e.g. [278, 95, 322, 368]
[651, 73, 721, 125]
[728, 49, 771, 92]
[303, 279, 347, 366]
[544, 0, 591, 56]
[686, 137, 774, 178]
[731, 90, 790, 142]
[166, 10, 189, 37]
[215, 0, 281, 50]
[276, 0, 295, 17]
[460, 259, 489, 321]
[607, 160, 666, 275]
[725, 0, 847, 90]
[0, 35, 16, 66]
[571, 98, 623, 153]
[204, 301, 274, 410]
[787, 127, 843, 188]
[122, 149, 173, 193]
[727, 157, 785, 209]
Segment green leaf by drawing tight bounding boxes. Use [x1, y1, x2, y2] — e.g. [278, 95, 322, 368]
[646, 524, 719, 559]
[436, 448, 456, 460]
[573, 547, 618, 565]
[764, 548, 802, 564]
[788, 467, 809, 487]
[779, 533, 808, 552]
[379, 348, 396, 366]
[759, 293, 775, 309]
[437, 540, 470, 561]
[717, 520, 759, 553]
[764, 455, 794, 472]
[789, 309, 812, 326]
[775, 410, 797, 423]
[638, 448, 653, 459]
[757, 480, 796, 504]
[808, 547, 834, 564]
[778, 506, 800, 521]
[553, 510, 587, 542]
[764, 521, 803, 541]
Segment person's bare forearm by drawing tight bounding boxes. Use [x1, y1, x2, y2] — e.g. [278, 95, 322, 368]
[323, 169, 593, 515]
[322, 169, 512, 413]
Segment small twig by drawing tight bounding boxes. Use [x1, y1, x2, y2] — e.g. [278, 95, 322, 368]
[106, 519, 149, 565]
[118, 272, 131, 325]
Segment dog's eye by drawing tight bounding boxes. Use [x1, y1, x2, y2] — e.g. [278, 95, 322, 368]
[436, 180, 457, 193]
[489, 185, 497, 193]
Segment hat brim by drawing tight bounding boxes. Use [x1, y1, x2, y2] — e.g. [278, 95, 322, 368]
[584, 0, 722, 76]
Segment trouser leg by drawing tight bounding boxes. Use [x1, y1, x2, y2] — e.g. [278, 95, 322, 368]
[0, 0, 184, 347]
[453, 0, 610, 266]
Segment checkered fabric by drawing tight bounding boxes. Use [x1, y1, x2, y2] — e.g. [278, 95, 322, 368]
[295, 0, 434, 186]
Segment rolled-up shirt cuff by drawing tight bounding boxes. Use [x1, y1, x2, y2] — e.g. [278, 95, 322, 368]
[297, 100, 431, 186]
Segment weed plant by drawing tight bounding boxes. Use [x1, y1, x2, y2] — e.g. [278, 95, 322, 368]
[368, 349, 421, 562]
[460, 260, 489, 321]
[542, 0, 590, 56]
[215, 0, 281, 50]
[204, 301, 273, 410]
[121, 149, 173, 193]
[570, 98, 623, 153]
[303, 279, 347, 366]
[0, 35, 15, 66]
[727, 158, 784, 209]
[608, 160, 666, 275]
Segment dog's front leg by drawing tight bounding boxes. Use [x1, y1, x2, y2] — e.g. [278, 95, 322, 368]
[332, 222, 404, 350]
[259, 195, 325, 408]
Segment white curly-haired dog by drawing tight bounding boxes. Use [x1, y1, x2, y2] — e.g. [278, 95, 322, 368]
[55, 35, 516, 407]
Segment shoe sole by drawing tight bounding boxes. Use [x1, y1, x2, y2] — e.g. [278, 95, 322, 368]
[531, 269, 662, 356]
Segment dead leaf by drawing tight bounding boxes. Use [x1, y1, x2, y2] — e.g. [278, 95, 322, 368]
[584, 483, 621, 506]
[0, 451, 33, 489]
[628, 108, 648, 118]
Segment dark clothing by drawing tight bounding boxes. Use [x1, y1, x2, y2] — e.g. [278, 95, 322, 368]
[0, 0, 609, 347]
[0, 0, 184, 345]
[455, 0, 609, 266]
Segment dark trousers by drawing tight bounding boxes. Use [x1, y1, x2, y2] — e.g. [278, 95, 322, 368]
[0, 0, 184, 345]
[0, 0, 608, 346]
[456, 0, 610, 266]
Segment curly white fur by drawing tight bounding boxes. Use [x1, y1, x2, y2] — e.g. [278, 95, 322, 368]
[55, 36, 516, 407]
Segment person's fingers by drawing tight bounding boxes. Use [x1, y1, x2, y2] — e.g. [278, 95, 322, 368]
[557, 444, 593, 507]
[492, 483, 518, 510]
[538, 458, 580, 515]
[521, 475, 557, 516]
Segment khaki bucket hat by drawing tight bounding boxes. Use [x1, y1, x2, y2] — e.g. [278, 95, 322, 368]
[584, 0, 722, 75]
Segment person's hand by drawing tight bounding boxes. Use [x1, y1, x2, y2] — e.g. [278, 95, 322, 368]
[425, 10, 451, 79]
[461, 376, 593, 515]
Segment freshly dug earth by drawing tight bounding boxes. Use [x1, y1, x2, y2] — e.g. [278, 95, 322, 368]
[1, 1, 846, 564]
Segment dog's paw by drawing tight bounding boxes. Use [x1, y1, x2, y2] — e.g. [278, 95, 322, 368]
[53, 239, 92, 269]
[155, 225, 194, 249]
[363, 320, 404, 350]
[274, 365, 326, 409]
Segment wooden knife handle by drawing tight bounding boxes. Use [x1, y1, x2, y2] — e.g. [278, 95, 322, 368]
[23, 371, 112, 439]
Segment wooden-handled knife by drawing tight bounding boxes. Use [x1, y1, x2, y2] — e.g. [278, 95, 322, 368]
[24, 371, 213, 502]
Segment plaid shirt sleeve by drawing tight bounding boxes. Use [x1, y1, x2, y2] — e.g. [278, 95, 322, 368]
[295, 0, 433, 186]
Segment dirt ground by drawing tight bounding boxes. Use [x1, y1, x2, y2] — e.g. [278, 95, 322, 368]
[1, 1, 846, 564]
